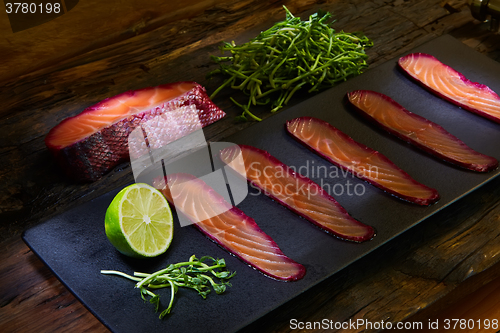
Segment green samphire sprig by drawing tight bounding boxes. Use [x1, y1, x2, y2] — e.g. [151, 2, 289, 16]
[101, 255, 236, 319]
[208, 5, 373, 121]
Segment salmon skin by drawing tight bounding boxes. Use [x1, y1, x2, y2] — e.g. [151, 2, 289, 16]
[219, 144, 375, 242]
[398, 53, 500, 124]
[286, 117, 440, 206]
[45, 82, 225, 182]
[153, 173, 306, 282]
[347, 90, 498, 172]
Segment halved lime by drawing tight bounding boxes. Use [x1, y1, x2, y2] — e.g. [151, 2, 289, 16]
[105, 183, 173, 258]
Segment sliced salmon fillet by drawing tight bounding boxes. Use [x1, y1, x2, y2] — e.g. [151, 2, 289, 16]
[398, 53, 500, 124]
[286, 117, 440, 206]
[45, 82, 225, 182]
[219, 145, 375, 242]
[347, 90, 498, 172]
[153, 173, 306, 282]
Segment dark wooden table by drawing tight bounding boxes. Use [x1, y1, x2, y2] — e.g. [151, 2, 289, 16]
[1, 0, 500, 332]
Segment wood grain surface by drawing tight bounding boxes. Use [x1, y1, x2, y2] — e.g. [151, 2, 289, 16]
[1, 0, 500, 332]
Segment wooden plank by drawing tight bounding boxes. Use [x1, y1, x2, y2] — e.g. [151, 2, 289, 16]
[2, 0, 500, 332]
[0, 236, 109, 332]
[0, 0, 239, 83]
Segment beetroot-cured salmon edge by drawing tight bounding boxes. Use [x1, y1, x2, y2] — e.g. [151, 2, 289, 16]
[193, 206, 307, 282]
[221, 144, 376, 243]
[153, 175, 306, 282]
[44, 81, 202, 150]
[397, 53, 500, 124]
[346, 90, 499, 173]
[285, 117, 440, 206]
[44, 82, 226, 182]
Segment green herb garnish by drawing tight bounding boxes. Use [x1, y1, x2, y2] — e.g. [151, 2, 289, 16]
[208, 6, 373, 121]
[101, 255, 236, 319]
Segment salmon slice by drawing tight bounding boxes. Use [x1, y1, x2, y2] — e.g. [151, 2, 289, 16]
[45, 82, 225, 182]
[347, 90, 498, 172]
[219, 145, 375, 242]
[286, 117, 440, 206]
[398, 53, 500, 124]
[153, 173, 306, 282]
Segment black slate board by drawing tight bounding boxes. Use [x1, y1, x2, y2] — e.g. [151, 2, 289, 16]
[23, 35, 500, 333]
